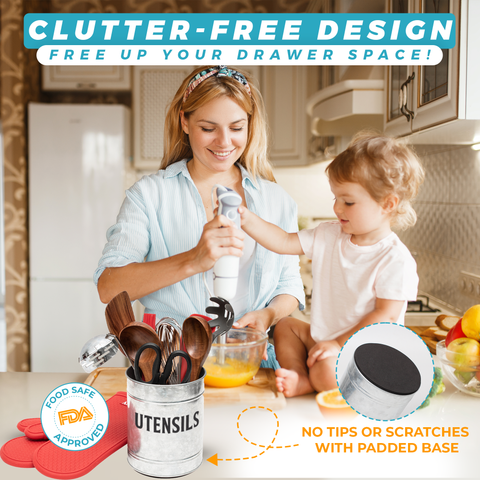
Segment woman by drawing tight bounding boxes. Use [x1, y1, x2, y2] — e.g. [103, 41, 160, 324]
[94, 65, 305, 366]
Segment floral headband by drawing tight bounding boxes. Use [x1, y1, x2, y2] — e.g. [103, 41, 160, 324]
[183, 65, 252, 102]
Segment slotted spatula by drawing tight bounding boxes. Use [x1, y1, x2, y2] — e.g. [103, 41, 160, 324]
[205, 297, 235, 340]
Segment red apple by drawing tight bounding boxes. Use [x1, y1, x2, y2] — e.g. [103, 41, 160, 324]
[445, 318, 466, 347]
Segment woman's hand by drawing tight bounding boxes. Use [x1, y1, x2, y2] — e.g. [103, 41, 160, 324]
[232, 308, 274, 360]
[190, 214, 244, 273]
[307, 340, 341, 368]
[233, 308, 273, 333]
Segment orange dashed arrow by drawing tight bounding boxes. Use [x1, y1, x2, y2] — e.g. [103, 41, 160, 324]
[208, 406, 299, 466]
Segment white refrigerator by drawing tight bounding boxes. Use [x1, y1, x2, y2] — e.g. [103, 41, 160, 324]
[28, 103, 130, 372]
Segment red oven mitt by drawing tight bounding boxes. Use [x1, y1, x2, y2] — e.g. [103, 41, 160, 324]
[17, 418, 48, 441]
[1, 391, 128, 478]
[0, 417, 48, 467]
[0, 436, 49, 468]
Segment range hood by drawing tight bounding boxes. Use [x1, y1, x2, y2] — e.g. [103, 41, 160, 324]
[306, 79, 384, 137]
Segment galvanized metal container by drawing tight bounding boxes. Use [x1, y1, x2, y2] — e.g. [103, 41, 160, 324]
[126, 366, 205, 477]
[339, 343, 421, 421]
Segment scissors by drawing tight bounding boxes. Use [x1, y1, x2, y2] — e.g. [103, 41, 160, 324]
[134, 343, 192, 385]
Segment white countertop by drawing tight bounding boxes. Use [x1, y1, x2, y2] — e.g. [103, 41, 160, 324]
[0, 369, 478, 479]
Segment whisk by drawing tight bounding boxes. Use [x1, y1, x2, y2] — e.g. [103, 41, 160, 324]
[155, 317, 182, 384]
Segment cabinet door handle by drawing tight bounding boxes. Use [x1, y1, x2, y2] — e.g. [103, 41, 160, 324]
[399, 72, 415, 122]
[76, 83, 97, 89]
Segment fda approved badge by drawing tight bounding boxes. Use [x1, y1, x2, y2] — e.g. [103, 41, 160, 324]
[40, 382, 109, 451]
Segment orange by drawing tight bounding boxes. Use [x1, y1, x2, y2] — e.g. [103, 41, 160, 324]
[461, 305, 480, 341]
[316, 388, 349, 408]
[315, 388, 356, 419]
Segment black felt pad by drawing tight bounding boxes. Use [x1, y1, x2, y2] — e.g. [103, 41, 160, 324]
[354, 343, 421, 395]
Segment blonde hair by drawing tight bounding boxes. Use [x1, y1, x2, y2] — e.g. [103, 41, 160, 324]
[161, 65, 275, 182]
[325, 131, 425, 230]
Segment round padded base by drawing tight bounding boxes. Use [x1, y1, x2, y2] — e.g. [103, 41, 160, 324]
[354, 343, 421, 395]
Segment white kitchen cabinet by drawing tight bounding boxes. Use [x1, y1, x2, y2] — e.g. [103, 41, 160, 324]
[133, 66, 260, 171]
[133, 66, 193, 170]
[384, 0, 464, 137]
[42, 65, 131, 90]
[260, 66, 313, 166]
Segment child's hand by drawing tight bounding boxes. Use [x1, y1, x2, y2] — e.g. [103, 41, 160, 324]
[307, 340, 341, 368]
[237, 206, 251, 228]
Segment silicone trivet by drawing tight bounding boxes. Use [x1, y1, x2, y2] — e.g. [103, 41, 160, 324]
[32, 391, 127, 479]
[354, 343, 421, 395]
[17, 417, 41, 433]
[0, 437, 48, 468]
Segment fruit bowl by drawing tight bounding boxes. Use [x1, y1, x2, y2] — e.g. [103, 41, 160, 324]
[203, 328, 267, 388]
[436, 340, 480, 397]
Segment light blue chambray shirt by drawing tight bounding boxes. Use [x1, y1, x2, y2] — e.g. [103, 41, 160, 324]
[94, 159, 305, 323]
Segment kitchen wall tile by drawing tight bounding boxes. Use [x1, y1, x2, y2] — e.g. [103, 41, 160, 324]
[415, 148, 452, 204]
[447, 205, 480, 264]
[397, 202, 428, 253]
[447, 148, 480, 205]
[398, 144, 480, 313]
[406, 203, 447, 257]
[414, 250, 436, 294]
[433, 256, 458, 307]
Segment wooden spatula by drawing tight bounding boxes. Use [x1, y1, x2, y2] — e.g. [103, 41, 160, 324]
[105, 291, 136, 338]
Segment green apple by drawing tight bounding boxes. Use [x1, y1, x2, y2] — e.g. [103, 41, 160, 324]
[454, 369, 475, 383]
[446, 337, 480, 367]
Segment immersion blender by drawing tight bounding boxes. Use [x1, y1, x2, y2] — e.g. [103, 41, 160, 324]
[213, 185, 243, 300]
[212, 185, 242, 363]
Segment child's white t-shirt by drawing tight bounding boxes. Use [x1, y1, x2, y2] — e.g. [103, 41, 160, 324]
[297, 221, 418, 342]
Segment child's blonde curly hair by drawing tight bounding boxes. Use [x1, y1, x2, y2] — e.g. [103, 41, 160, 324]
[325, 131, 425, 230]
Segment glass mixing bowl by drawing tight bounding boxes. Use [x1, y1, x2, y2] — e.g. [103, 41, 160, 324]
[204, 327, 268, 388]
[437, 340, 480, 397]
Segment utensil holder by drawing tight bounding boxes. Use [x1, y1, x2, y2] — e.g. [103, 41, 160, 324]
[339, 343, 421, 421]
[126, 367, 206, 477]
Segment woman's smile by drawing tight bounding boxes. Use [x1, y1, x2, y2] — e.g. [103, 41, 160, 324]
[208, 148, 236, 160]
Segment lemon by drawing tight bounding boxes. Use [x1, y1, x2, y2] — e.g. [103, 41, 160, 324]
[462, 305, 480, 341]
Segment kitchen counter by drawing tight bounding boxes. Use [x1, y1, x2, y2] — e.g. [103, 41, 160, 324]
[0, 370, 479, 479]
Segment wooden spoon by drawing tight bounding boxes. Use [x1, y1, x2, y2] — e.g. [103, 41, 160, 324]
[119, 322, 161, 382]
[105, 291, 136, 338]
[182, 315, 213, 382]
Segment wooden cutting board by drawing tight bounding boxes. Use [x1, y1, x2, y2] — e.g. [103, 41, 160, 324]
[84, 367, 286, 410]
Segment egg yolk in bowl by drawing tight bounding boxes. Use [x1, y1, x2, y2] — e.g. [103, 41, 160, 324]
[204, 357, 260, 388]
